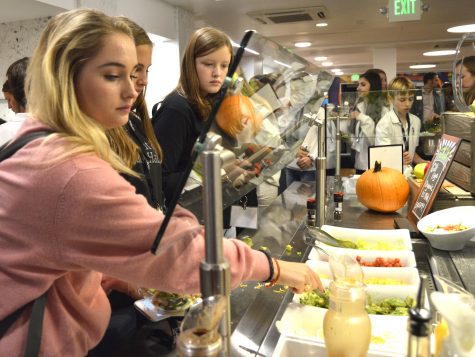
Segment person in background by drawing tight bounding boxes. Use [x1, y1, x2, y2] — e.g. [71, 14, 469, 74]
[108, 17, 164, 212]
[376, 76, 425, 176]
[0, 10, 322, 356]
[152, 27, 232, 206]
[347, 72, 389, 174]
[365, 68, 388, 90]
[411, 72, 443, 126]
[442, 82, 457, 112]
[285, 97, 336, 187]
[0, 57, 29, 145]
[455, 55, 475, 107]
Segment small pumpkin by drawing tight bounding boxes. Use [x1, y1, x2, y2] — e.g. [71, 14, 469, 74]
[215, 95, 262, 139]
[356, 161, 410, 213]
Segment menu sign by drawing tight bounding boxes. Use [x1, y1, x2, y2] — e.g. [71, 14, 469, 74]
[409, 134, 461, 222]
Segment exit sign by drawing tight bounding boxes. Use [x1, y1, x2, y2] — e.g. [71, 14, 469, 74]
[388, 0, 421, 22]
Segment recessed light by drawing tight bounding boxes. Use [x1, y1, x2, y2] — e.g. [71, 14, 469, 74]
[331, 69, 341, 73]
[447, 24, 475, 33]
[316, 22, 328, 27]
[321, 61, 333, 66]
[314, 56, 327, 61]
[335, 72, 344, 76]
[423, 50, 457, 56]
[295, 41, 311, 48]
[409, 64, 436, 69]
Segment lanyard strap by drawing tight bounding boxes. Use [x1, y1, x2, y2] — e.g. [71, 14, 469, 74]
[395, 110, 411, 150]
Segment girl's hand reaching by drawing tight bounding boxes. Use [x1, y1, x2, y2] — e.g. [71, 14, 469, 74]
[273, 260, 324, 294]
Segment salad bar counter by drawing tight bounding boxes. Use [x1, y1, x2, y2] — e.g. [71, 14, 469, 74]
[228, 180, 475, 356]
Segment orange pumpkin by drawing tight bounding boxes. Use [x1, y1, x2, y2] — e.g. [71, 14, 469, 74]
[215, 95, 262, 139]
[356, 161, 409, 213]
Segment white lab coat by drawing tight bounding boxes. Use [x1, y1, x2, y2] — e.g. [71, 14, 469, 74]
[350, 101, 389, 171]
[375, 110, 421, 170]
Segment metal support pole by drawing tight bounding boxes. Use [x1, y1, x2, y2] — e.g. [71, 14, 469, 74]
[200, 134, 231, 357]
[335, 111, 341, 179]
[334, 109, 342, 191]
[315, 107, 326, 227]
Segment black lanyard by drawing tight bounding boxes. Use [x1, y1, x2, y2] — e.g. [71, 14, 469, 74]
[395, 110, 410, 151]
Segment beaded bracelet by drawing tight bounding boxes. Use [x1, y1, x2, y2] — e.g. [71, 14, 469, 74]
[259, 248, 274, 283]
[265, 258, 281, 288]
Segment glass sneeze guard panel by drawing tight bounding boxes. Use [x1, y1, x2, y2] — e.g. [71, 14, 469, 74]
[179, 31, 334, 215]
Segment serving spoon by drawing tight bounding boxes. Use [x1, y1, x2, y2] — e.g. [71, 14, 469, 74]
[304, 225, 357, 249]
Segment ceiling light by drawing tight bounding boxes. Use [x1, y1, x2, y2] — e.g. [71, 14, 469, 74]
[316, 22, 328, 27]
[334, 71, 344, 76]
[409, 64, 436, 69]
[423, 50, 457, 56]
[321, 61, 333, 66]
[447, 24, 475, 33]
[314, 56, 327, 61]
[295, 41, 311, 48]
[331, 69, 341, 73]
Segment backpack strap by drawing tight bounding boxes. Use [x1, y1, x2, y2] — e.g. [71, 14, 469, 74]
[0, 130, 53, 162]
[24, 293, 47, 357]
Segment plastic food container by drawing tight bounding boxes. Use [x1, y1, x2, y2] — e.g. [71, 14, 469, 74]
[319, 225, 412, 251]
[274, 303, 407, 356]
[308, 246, 417, 268]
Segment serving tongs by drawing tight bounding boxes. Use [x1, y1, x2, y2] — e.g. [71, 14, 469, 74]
[304, 225, 357, 250]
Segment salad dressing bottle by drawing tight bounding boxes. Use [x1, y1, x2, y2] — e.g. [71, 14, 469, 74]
[323, 255, 371, 357]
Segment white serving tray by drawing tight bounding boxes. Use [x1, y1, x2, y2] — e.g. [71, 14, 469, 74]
[322, 225, 412, 250]
[274, 303, 406, 357]
[304, 260, 419, 302]
[308, 246, 417, 268]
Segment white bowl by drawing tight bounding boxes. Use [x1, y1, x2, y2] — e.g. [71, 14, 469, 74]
[417, 206, 475, 251]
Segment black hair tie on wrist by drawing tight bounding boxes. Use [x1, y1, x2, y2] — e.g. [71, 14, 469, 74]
[259, 248, 274, 283]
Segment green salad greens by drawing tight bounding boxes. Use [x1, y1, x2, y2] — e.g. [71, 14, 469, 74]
[299, 289, 330, 309]
[299, 290, 415, 316]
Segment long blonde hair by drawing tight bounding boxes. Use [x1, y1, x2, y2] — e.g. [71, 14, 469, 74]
[108, 17, 163, 163]
[26, 8, 135, 174]
[177, 27, 233, 119]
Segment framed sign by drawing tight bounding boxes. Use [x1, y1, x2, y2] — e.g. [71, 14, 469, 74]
[408, 134, 461, 223]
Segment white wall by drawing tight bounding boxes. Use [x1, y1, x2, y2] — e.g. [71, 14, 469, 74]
[116, 0, 177, 42]
[145, 34, 180, 115]
[0, 16, 50, 120]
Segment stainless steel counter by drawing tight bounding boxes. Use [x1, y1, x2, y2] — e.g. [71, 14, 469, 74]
[229, 180, 475, 356]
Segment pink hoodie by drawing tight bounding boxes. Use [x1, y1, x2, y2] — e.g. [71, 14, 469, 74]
[0, 118, 269, 356]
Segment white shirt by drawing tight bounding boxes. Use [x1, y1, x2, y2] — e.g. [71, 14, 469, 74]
[375, 110, 421, 161]
[287, 107, 336, 171]
[0, 112, 27, 146]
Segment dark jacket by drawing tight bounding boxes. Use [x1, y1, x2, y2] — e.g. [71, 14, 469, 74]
[152, 91, 204, 205]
